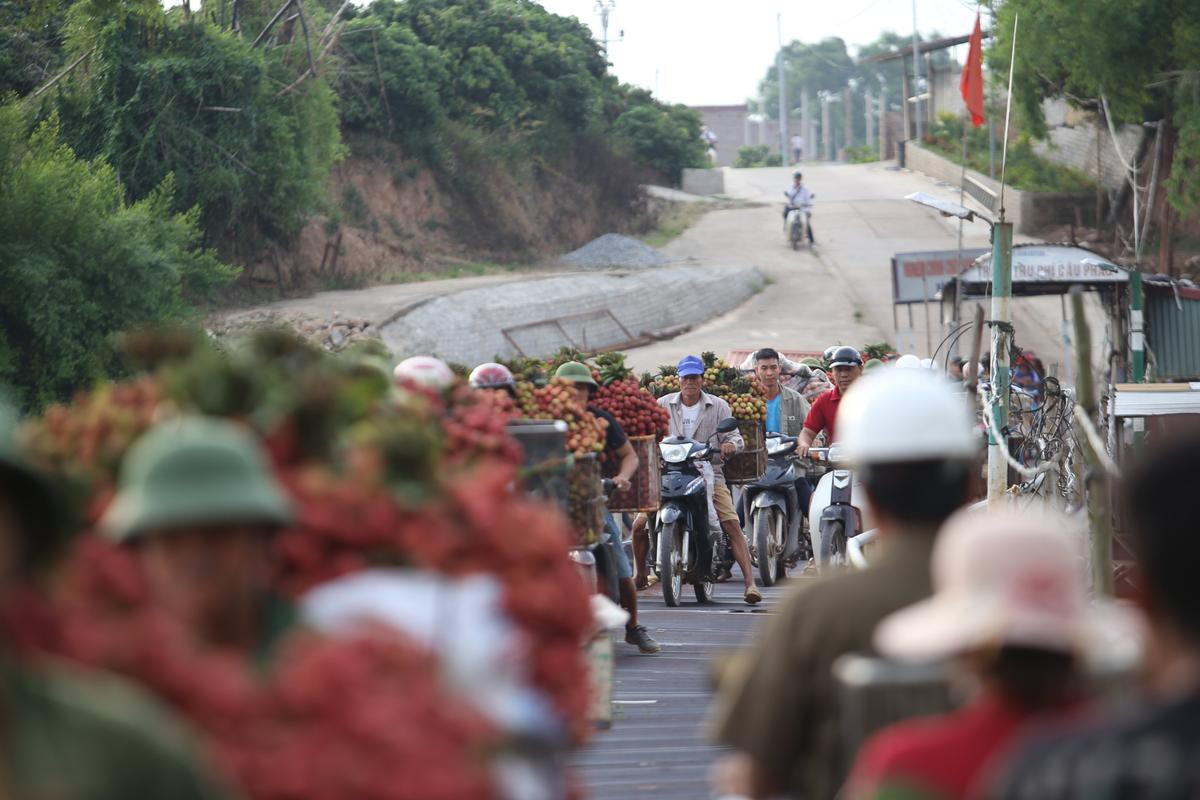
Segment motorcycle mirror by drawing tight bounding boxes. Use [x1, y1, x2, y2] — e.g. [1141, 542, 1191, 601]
[716, 417, 738, 434]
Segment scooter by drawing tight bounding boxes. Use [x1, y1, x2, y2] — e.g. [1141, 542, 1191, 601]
[743, 432, 807, 586]
[655, 418, 739, 607]
[785, 199, 814, 250]
[807, 445, 876, 571]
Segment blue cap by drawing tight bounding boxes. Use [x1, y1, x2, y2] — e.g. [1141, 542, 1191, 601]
[677, 355, 705, 377]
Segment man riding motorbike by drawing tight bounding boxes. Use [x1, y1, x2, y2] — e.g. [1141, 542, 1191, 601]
[751, 347, 814, 519]
[555, 362, 660, 653]
[796, 346, 863, 459]
[632, 355, 762, 605]
[783, 171, 815, 244]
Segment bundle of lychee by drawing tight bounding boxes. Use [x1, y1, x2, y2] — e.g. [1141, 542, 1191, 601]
[516, 377, 607, 457]
[441, 385, 523, 470]
[588, 353, 669, 438]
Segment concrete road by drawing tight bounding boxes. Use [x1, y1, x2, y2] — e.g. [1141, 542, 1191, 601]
[573, 564, 793, 799]
[627, 162, 1107, 379]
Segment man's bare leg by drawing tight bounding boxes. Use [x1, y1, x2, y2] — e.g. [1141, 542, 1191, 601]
[632, 514, 650, 588]
[721, 518, 757, 594]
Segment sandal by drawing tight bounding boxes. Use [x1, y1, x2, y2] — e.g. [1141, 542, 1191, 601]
[744, 586, 763, 605]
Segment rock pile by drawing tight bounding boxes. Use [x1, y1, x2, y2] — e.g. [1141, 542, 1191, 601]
[560, 233, 671, 270]
[208, 309, 378, 351]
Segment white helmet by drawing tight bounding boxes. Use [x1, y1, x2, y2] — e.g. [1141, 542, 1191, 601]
[894, 354, 921, 369]
[838, 368, 977, 465]
[919, 357, 935, 370]
[393, 356, 455, 390]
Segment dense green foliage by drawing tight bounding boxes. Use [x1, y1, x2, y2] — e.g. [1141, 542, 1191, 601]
[993, 0, 1200, 214]
[0, 105, 235, 410]
[922, 112, 1093, 193]
[609, 104, 706, 183]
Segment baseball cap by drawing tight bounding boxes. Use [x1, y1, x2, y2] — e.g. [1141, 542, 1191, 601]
[875, 509, 1140, 666]
[677, 355, 705, 377]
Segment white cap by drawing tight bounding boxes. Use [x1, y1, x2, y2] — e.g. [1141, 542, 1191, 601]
[393, 356, 455, 390]
[837, 367, 977, 464]
[876, 509, 1140, 662]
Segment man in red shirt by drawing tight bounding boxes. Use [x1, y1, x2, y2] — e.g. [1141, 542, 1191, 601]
[797, 346, 863, 456]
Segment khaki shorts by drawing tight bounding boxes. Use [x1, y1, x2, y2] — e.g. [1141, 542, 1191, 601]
[711, 481, 738, 524]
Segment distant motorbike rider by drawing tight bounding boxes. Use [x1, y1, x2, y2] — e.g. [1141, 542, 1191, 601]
[783, 171, 815, 244]
[752, 347, 814, 517]
[555, 362, 660, 653]
[797, 346, 863, 459]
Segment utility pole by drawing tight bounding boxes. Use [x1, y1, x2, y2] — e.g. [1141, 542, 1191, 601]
[987, 220, 1014, 503]
[801, 90, 811, 161]
[878, 89, 886, 158]
[777, 14, 788, 162]
[910, 0, 923, 140]
[864, 89, 874, 157]
[821, 96, 832, 161]
[595, 0, 617, 55]
[843, 86, 853, 157]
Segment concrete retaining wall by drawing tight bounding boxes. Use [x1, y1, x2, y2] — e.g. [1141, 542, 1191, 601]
[681, 168, 725, 196]
[379, 264, 765, 365]
[906, 141, 1095, 235]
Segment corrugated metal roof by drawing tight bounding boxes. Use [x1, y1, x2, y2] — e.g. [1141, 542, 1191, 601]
[1146, 287, 1200, 381]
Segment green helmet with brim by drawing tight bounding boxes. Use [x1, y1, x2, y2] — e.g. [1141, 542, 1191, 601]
[101, 416, 293, 543]
[554, 361, 598, 388]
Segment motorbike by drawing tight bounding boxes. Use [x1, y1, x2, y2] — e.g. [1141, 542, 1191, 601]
[743, 432, 808, 586]
[655, 417, 739, 607]
[785, 199, 814, 250]
[806, 445, 876, 572]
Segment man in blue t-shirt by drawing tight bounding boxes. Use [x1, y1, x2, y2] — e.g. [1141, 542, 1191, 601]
[753, 348, 813, 516]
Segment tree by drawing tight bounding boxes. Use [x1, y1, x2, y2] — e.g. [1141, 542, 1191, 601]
[0, 105, 236, 410]
[609, 102, 706, 184]
[993, 0, 1200, 270]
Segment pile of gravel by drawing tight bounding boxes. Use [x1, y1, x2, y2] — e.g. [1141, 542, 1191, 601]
[560, 233, 671, 270]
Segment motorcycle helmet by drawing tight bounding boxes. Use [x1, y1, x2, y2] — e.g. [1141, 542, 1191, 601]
[393, 356, 455, 390]
[468, 362, 516, 391]
[827, 346, 863, 369]
[838, 368, 977, 465]
[793, 170, 803, 179]
[894, 354, 922, 369]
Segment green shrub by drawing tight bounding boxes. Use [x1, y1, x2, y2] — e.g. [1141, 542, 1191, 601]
[0, 106, 236, 410]
[846, 145, 879, 164]
[735, 145, 770, 168]
[609, 103, 707, 184]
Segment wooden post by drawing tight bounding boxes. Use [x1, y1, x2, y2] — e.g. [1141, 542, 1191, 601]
[1071, 287, 1114, 596]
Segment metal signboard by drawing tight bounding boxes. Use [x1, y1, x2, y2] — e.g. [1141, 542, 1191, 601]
[957, 245, 1127, 295]
[891, 248, 988, 304]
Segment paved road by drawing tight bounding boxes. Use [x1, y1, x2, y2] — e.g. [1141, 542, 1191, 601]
[627, 162, 1108, 378]
[573, 565, 799, 799]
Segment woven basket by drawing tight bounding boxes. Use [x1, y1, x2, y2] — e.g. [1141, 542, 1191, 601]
[723, 420, 767, 484]
[568, 453, 605, 548]
[601, 435, 661, 513]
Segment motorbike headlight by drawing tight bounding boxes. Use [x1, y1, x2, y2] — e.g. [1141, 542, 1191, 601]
[765, 437, 787, 455]
[659, 443, 691, 463]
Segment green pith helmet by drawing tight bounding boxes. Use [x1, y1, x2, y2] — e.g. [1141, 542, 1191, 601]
[799, 357, 822, 368]
[0, 399, 68, 570]
[101, 416, 293, 543]
[554, 361, 598, 388]
[864, 358, 884, 371]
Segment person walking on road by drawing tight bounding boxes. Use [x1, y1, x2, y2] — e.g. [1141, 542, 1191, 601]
[709, 367, 979, 799]
[555, 362, 660, 654]
[633, 355, 761, 605]
[790, 133, 804, 164]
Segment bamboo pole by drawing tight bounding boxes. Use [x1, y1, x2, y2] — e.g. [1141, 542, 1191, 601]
[1071, 287, 1114, 596]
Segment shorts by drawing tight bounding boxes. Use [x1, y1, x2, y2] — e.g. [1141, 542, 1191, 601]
[603, 510, 633, 580]
[712, 481, 738, 524]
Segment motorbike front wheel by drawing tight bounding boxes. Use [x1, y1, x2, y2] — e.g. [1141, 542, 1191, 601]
[790, 224, 801, 250]
[817, 518, 847, 572]
[753, 508, 779, 587]
[659, 520, 684, 607]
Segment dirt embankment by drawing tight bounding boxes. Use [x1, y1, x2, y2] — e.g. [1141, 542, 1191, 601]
[235, 136, 654, 300]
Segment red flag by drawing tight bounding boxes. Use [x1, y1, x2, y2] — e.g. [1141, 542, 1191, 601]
[960, 13, 986, 127]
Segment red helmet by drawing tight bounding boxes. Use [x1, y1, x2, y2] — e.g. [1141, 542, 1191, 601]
[468, 362, 516, 390]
